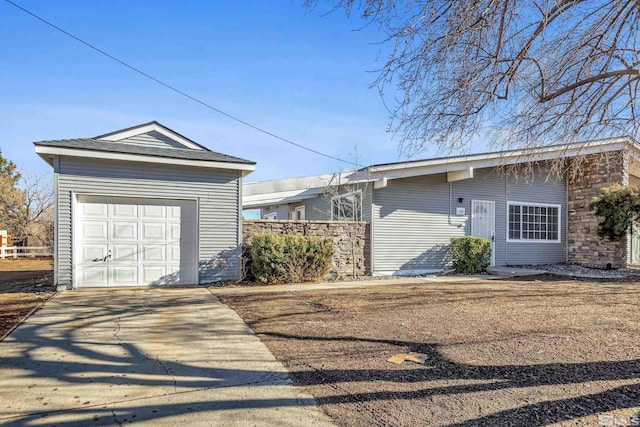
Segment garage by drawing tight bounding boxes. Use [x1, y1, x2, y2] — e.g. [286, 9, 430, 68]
[34, 121, 255, 289]
[76, 196, 197, 287]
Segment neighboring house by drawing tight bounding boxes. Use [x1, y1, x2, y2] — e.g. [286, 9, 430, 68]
[35, 121, 255, 289]
[244, 138, 640, 274]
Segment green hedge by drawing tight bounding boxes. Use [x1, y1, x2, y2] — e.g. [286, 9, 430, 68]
[251, 232, 334, 284]
[590, 184, 640, 241]
[450, 236, 491, 274]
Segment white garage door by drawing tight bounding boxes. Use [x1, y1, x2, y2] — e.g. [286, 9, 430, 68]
[76, 196, 198, 287]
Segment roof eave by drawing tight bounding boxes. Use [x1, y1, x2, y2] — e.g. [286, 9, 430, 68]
[34, 145, 256, 172]
[369, 137, 635, 175]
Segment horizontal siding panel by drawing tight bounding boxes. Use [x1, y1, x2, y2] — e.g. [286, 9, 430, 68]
[57, 157, 240, 286]
[373, 165, 567, 273]
[119, 131, 186, 150]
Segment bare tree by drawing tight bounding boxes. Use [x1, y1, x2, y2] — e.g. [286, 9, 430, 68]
[2, 173, 54, 247]
[321, 147, 370, 277]
[306, 0, 640, 160]
[322, 146, 368, 221]
[21, 173, 54, 247]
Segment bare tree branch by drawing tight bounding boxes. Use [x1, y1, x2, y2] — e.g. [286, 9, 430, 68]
[305, 0, 640, 160]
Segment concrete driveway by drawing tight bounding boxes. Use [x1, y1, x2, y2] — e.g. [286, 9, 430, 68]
[0, 288, 333, 426]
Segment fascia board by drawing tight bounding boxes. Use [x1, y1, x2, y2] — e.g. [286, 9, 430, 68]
[243, 172, 375, 196]
[242, 188, 324, 207]
[35, 146, 255, 172]
[369, 141, 629, 181]
[242, 193, 320, 208]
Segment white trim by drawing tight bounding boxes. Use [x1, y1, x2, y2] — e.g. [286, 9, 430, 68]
[331, 190, 363, 221]
[71, 191, 77, 290]
[288, 206, 306, 220]
[373, 177, 388, 189]
[243, 188, 323, 208]
[263, 212, 277, 220]
[294, 206, 305, 220]
[447, 167, 474, 182]
[35, 146, 255, 172]
[506, 201, 562, 243]
[236, 174, 242, 281]
[97, 122, 205, 150]
[195, 196, 201, 286]
[243, 170, 373, 196]
[369, 138, 632, 175]
[53, 157, 60, 288]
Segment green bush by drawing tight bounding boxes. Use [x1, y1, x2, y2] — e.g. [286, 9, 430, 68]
[251, 232, 334, 284]
[450, 236, 491, 274]
[590, 184, 640, 241]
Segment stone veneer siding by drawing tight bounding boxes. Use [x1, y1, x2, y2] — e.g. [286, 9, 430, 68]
[243, 220, 371, 278]
[567, 150, 629, 268]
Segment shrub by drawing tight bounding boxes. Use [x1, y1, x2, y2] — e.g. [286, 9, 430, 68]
[450, 236, 491, 274]
[590, 184, 640, 241]
[251, 232, 334, 284]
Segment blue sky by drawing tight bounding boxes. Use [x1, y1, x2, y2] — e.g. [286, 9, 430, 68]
[0, 1, 453, 182]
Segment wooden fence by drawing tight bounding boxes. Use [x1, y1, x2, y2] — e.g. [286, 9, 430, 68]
[0, 246, 53, 259]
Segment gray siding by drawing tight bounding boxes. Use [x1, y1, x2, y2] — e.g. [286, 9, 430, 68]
[56, 157, 241, 287]
[258, 185, 373, 222]
[373, 166, 567, 273]
[261, 205, 290, 219]
[298, 186, 373, 221]
[505, 170, 567, 265]
[118, 131, 187, 149]
[373, 173, 462, 272]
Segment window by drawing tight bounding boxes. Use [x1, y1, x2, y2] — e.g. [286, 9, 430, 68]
[263, 212, 277, 220]
[289, 206, 305, 220]
[331, 191, 362, 221]
[508, 202, 560, 242]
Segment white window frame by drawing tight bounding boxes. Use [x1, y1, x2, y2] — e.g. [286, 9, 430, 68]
[506, 201, 561, 243]
[263, 212, 277, 220]
[294, 206, 305, 220]
[331, 190, 363, 221]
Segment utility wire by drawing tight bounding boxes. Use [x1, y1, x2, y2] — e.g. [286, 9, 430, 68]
[4, 0, 358, 166]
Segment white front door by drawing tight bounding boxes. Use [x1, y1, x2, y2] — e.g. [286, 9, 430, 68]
[471, 200, 496, 266]
[632, 221, 640, 265]
[76, 196, 197, 287]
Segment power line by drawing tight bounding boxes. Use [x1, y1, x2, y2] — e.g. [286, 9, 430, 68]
[4, 0, 358, 166]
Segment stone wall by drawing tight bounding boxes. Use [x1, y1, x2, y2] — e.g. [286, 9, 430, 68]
[242, 220, 371, 278]
[567, 150, 629, 268]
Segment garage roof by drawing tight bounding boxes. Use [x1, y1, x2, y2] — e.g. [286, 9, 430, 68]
[34, 138, 254, 164]
[34, 121, 256, 172]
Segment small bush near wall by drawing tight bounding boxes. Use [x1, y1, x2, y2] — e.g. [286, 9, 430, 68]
[450, 236, 491, 274]
[251, 232, 334, 284]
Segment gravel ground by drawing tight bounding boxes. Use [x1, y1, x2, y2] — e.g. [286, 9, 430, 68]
[221, 279, 640, 427]
[525, 264, 640, 279]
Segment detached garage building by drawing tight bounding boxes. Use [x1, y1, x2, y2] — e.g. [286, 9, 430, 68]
[35, 121, 255, 290]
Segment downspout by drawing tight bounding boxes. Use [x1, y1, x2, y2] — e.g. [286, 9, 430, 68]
[565, 171, 569, 264]
[448, 182, 452, 225]
[53, 156, 59, 288]
[238, 172, 243, 281]
[505, 175, 509, 266]
[370, 187, 375, 275]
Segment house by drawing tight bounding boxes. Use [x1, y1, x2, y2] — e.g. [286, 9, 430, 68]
[35, 121, 255, 289]
[244, 138, 640, 275]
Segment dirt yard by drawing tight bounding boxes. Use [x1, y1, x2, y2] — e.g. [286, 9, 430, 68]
[219, 278, 640, 426]
[0, 259, 55, 338]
